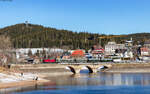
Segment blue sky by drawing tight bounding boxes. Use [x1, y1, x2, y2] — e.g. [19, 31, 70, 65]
[0, 0, 150, 34]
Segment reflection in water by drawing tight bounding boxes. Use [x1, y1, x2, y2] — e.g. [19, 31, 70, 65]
[2, 72, 150, 94]
[0, 81, 56, 94]
[0, 86, 38, 94]
[48, 72, 150, 86]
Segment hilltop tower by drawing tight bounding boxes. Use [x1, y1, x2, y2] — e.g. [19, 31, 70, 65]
[25, 21, 28, 28]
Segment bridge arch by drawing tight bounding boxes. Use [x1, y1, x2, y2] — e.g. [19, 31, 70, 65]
[98, 65, 109, 70]
[65, 64, 112, 74]
[84, 66, 94, 73]
[66, 66, 76, 74]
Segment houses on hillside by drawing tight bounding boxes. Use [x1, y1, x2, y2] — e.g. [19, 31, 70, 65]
[90, 45, 104, 58]
[105, 42, 126, 56]
[13, 38, 150, 63]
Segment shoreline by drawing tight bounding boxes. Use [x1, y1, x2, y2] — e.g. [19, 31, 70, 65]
[0, 79, 49, 89]
[2, 63, 150, 90]
[0, 68, 51, 90]
[104, 67, 150, 73]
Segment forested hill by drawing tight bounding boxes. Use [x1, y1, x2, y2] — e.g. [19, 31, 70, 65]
[0, 23, 150, 50]
[0, 23, 99, 49]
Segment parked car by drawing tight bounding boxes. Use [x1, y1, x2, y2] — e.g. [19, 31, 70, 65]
[25, 58, 34, 63]
[85, 53, 92, 58]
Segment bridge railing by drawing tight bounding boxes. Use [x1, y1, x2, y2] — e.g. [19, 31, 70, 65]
[57, 58, 150, 64]
[57, 59, 113, 64]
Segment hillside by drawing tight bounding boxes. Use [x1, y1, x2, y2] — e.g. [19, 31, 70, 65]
[0, 23, 150, 50]
[0, 23, 99, 49]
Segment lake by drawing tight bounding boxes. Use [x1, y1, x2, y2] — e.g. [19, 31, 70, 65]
[2, 71, 150, 94]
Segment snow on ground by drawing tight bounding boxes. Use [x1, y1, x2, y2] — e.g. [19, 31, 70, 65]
[0, 72, 39, 83]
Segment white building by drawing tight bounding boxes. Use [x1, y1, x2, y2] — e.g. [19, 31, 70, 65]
[144, 40, 150, 49]
[124, 51, 133, 58]
[105, 42, 126, 55]
[140, 47, 149, 56]
[16, 48, 64, 59]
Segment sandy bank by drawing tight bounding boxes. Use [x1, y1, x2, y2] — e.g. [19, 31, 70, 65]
[0, 68, 50, 89]
[0, 79, 49, 89]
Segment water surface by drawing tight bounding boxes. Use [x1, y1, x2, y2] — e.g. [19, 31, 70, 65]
[2, 72, 150, 94]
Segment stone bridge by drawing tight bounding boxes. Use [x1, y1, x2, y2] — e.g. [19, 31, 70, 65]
[9, 63, 150, 74]
[61, 63, 112, 74]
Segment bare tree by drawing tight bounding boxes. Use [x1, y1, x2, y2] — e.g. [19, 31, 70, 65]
[0, 35, 13, 65]
[0, 35, 12, 50]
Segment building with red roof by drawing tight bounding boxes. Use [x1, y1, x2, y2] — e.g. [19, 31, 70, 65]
[140, 47, 149, 56]
[71, 49, 85, 58]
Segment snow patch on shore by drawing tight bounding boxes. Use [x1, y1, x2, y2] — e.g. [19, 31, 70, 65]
[0, 73, 39, 83]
